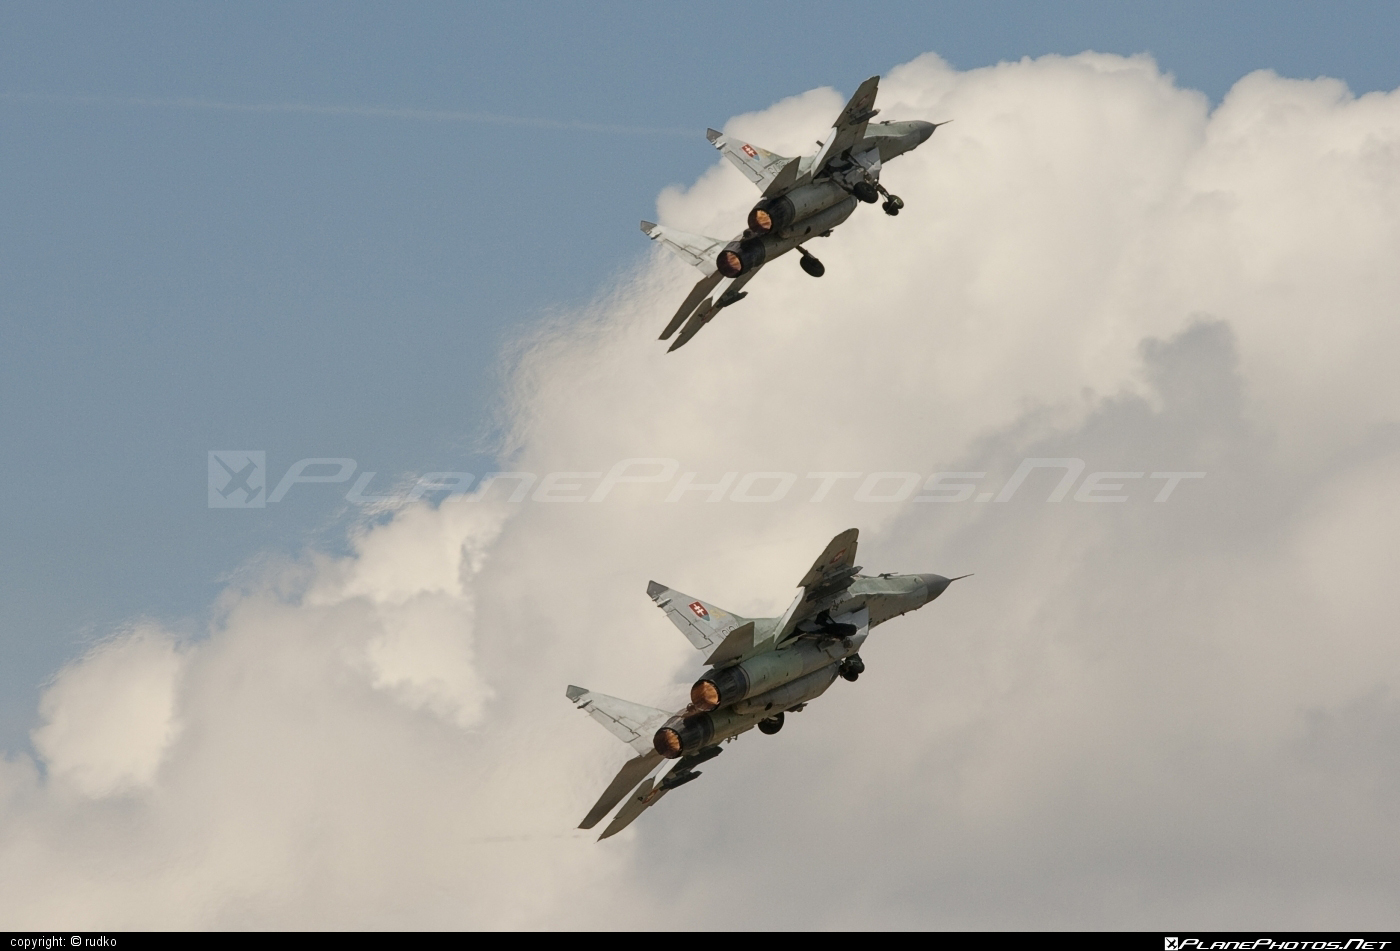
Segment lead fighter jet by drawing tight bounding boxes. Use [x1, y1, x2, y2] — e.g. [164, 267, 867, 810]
[643, 76, 944, 351]
[566, 528, 966, 839]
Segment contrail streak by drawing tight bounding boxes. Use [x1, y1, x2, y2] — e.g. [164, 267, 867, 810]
[0, 91, 695, 137]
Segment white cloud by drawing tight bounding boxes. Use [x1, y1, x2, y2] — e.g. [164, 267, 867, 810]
[31, 626, 183, 798]
[4, 51, 1400, 927]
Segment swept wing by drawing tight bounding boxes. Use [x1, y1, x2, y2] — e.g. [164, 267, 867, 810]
[811, 76, 881, 177]
[798, 526, 860, 589]
[775, 527, 863, 640]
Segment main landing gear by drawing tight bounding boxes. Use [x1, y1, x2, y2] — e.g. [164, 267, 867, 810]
[838, 654, 866, 682]
[852, 181, 880, 204]
[853, 180, 905, 215]
[758, 712, 785, 734]
[797, 246, 825, 277]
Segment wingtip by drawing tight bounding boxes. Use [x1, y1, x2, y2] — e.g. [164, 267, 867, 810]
[639, 220, 657, 235]
[646, 580, 667, 600]
[705, 128, 722, 144]
[565, 685, 588, 703]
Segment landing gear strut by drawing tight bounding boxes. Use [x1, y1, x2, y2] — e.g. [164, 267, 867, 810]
[797, 246, 825, 278]
[877, 183, 904, 216]
[839, 654, 865, 682]
[758, 712, 785, 734]
[852, 181, 880, 204]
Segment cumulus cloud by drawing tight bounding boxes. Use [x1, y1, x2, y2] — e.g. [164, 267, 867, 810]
[4, 52, 1400, 927]
[30, 627, 184, 798]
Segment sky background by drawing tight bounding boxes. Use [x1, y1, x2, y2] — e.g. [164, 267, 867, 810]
[8, 0, 1400, 749]
[3, 2, 1400, 928]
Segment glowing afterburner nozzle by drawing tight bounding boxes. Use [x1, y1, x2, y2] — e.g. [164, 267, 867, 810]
[653, 728, 683, 758]
[690, 679, 720, 712]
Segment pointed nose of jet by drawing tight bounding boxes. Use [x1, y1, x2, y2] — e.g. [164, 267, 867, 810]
[912, 120, 937, 145]
[917, 573, 962, 604]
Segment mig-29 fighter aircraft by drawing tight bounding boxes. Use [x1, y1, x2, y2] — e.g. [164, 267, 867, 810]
[566, 528, 966, 839]
[642, 76, 944, 351]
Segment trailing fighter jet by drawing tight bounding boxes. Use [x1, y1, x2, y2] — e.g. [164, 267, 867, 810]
[566, 528, 965, 839]
[642, 75, 945, 351]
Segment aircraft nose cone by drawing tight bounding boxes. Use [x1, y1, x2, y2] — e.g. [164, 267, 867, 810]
[918, 573, 952, 603]
[913, 120, 937, 144]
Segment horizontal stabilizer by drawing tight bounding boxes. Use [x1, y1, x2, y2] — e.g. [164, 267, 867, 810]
[641, 220, 732, 275]
[708, 129, 795, 192]
[567, 686, 672, 756]
[647, 580, 746, 651]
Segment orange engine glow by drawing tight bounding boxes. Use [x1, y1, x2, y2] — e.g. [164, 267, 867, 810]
[690, 680, 720, 712]
[653, 727, 683, 758]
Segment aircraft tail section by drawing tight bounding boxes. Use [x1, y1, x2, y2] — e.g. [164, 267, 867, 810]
[706, 128, 795, 192]
[646, 580, 747, 652]
[566, 685, 671, 756]
[640, 220, 731, 275]
[578, 750, 663, 830]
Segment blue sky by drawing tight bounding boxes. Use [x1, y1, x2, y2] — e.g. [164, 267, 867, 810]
[3, 0, 1400, 749]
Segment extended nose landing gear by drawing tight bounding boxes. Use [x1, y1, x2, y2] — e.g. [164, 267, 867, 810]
[877, 183, 904, 216]
[797, 246, 825, 277]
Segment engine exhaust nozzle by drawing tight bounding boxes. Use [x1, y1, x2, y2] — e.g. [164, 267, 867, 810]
[653, 727, 683, 758]
[690, 680, 720, 712]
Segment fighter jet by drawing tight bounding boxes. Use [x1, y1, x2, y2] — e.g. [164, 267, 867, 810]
[566, 528, 966, 839]
[643, 75, 944, 351]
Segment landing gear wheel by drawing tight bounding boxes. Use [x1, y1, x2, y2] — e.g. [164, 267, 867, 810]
[852, 182, 880, 204]
[799, 251, 825, 277]
[839, 654, 866, 682]
[758, 712, 785, 735]
[876, 184, 904, 215]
